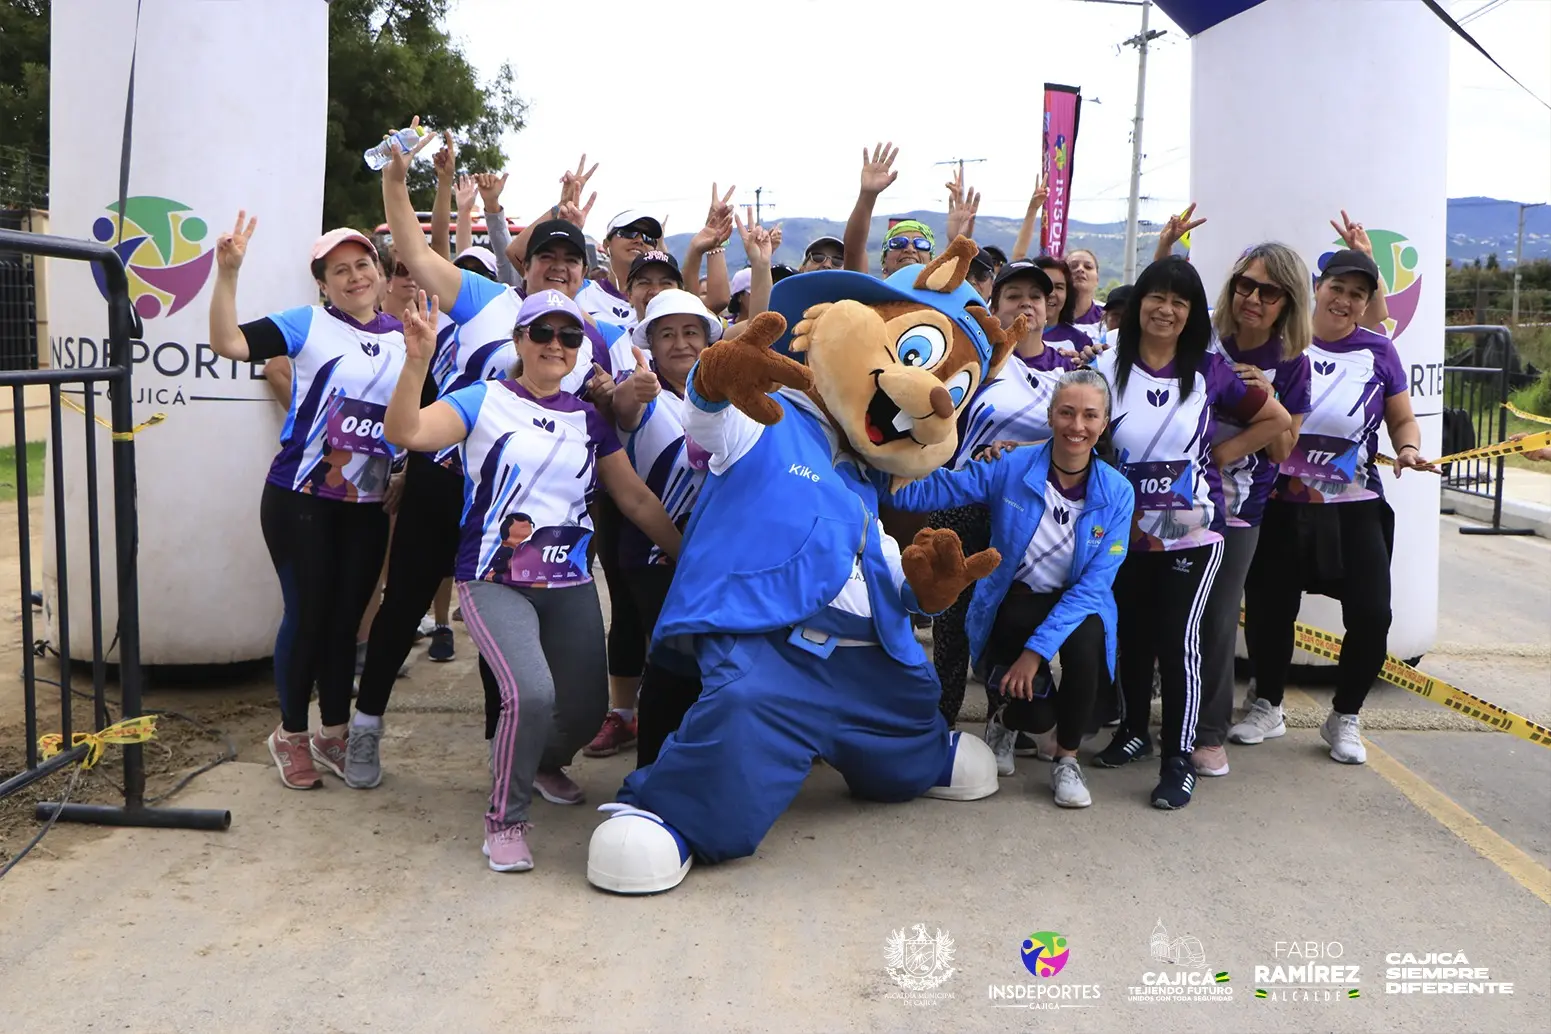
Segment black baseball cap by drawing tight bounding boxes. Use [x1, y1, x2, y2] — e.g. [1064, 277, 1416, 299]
[980, 245, 1008, 268]
[1320, 249, 1380, 290]
[1103, 284, 1133, 311]
[626, 249, 683, 286]
[771, 263, 798, 285]
[524, 219, 587, 262]
[968, 250, 995, 279]
[991, 258, 1054, 296]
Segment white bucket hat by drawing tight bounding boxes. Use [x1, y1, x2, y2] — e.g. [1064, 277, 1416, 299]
[631, 289, 724, 349]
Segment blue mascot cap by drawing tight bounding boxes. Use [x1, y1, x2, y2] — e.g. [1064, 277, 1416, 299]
[768, 264, 996, 380]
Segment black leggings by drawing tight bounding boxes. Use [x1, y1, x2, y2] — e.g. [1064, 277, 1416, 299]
[595, 494, 646, 679]
[347, 452, 503, 729]
[624, 564, 704, 768]
[260, 483, 390, 733]
[927, 504, 991, 724]
[1244, 498, 1392, 715]
[1113, 541, 1223, 758]
[983, 584, 1107, 751]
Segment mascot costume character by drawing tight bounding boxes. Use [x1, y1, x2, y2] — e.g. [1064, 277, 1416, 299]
[586, 237, 1028, 894]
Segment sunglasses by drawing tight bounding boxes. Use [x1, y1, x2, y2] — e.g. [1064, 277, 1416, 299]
[885, 236, 932, 252]
[392, 263, 411, 279]
[611, 227, 660, 246]
[805, 251, 844, 267]
[1231, 274, 1288, 305]
[523, 323, 585, 348]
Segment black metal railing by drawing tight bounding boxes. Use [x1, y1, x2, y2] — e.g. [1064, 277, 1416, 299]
[1440, 325, 1534, 537]
[0, 227, 228, 833]
[0, 209, 41, 371]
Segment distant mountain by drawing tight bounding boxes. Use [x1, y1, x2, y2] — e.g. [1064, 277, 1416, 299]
[663, 197, 1549, 286]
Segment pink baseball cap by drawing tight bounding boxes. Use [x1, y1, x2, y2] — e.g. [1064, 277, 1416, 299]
[311, 227, 378, 263]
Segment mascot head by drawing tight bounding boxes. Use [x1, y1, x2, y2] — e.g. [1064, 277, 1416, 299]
[769, 236, 1026, 480]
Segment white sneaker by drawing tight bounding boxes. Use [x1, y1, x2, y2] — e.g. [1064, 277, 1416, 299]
[983, 712, 1016, 777]
[1228, 698, 1285, 745]
[1050, 757, 1092, 808]
[1320, 710, 1367, 764]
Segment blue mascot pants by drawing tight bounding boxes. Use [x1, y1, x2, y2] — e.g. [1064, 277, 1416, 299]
[619, 610, 953, 863]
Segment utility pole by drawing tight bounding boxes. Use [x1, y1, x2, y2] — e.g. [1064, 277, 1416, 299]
[1512, 202, 1545, 324]
[744, 187, 776, 225]
[1121, 0, 1165, 284]
[934, 157, 988, 184]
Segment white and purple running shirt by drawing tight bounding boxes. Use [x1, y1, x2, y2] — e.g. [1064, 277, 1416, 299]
[446, 270, 619, 398]
[1096, 347, 1267, 552]
[953, 348, 1074, 469]
[1013, 469, 1089, 593]
[1274, 326, 1407, 505]
[620, 389, 708, 567]
[262, 305, 406, 505]
[441, 380, 621, 588]
[1209, 335, 1312, 526]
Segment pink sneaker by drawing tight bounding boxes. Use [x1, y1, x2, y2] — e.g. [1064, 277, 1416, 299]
[483, 822, 534, 872]
[533, 768, 585, 805]
[267, 729, 322, 790]
[583, 711, 638, 758]
[1191, 744, 1230, 777]
[310, 730, 350, 779]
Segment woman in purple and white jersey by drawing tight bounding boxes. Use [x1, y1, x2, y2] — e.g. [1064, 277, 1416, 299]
[611, 289, 726, 765]
[931, 259, 1068, 726]
[385, 288, 681, 874]
[1190, 242, 1314, 777]
[1037, 257, 1093, 353]
[1234, 247, 1436, 766]
[1091, 257, 1290, 810]
[208, 218, 405, 792]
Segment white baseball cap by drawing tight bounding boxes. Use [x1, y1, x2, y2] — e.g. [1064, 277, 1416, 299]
[729, 267, 753, 297]
[631, 289, 725, 349]
[453, 246, 498, 276]
[605, 210, 664, 241]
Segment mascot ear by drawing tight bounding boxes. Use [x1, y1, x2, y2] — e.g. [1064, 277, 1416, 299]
[970, 308, 1026, 381]
[912, 236, 979, 294]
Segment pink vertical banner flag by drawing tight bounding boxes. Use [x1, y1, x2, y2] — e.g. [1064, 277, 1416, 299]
[1041, 84, 1082, 258]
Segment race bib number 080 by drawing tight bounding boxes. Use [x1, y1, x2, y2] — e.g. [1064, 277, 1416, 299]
[326, 398, 393, 458]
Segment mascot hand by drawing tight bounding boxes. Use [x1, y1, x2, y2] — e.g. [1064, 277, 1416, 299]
[901, 528, 1001, 615]
[692, 311, 814, 426]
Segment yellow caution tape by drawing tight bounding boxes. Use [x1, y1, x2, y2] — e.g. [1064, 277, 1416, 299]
[59, 394, 166, 442]
[1376, 430, 1551, 468]
[1238, 612, 1551, 749]
[38, 714, 159, 769]
[1504, 402, 1551, 426]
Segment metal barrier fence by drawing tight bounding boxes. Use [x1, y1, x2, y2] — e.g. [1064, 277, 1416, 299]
[1441, 324, 1534, 537]
[0, 227, 227, 833]
[0, 209, 41, 371]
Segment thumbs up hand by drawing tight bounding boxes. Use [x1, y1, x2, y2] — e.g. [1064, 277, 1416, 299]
[585, 361, 616, 407]
[629, 346, 660, 405]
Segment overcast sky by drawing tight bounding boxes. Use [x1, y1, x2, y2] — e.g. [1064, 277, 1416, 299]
[442, 0, 1550, 232]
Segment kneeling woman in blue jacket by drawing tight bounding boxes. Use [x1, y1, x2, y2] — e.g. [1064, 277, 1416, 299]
[888, 370, 1134, 808]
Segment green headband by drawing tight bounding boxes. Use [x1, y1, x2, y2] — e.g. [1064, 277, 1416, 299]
[883, 221, 935, 256]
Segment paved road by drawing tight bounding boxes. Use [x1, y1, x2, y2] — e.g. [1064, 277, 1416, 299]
[0, 517, 1546, 1033]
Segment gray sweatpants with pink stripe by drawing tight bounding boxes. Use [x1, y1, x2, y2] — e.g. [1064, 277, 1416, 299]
[458, 579, 607, 831]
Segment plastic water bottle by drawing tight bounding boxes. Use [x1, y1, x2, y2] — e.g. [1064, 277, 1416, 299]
[363, 126, 442, 171]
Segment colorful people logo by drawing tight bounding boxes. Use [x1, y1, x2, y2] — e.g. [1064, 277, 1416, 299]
[91, 196, 215, 320]
[1021, 931, 1070, 978]
[1054, 134, 1069, 172]
[1318, 229, 1421, 341]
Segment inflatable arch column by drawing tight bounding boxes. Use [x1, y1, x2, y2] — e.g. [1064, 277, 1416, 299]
[1155, 0, 1447, 660]
[45, 0, 328, 664]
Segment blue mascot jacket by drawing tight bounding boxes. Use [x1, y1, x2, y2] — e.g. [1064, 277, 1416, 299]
[652, 385, 929, 667]
[888, 441, 1133, 677]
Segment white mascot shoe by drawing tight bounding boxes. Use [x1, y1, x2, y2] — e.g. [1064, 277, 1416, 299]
[923, 731, 1000, 802]
[587, 803, 693, 894]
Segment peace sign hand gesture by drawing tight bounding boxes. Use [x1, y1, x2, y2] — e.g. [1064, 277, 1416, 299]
[860, 142, 900, 196]
[215, 210, 258, 274]
[401, 290, 441, 365]
[1155, 202, 1207, 260]
[1330, 210, 1373, 257]
[736, 210, 774, 268]
[559, 154, 598, 207]
[1028, 172, 1049, 213]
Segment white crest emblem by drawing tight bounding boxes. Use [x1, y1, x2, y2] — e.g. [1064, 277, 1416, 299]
[885, 924, 956, 991]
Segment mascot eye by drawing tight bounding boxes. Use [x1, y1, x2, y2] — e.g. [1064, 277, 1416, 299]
[944, 369, 974, 408]
[895, 325, 947, 369]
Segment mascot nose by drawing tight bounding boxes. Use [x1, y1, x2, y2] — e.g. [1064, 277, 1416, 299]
[929, 386, 954, 420]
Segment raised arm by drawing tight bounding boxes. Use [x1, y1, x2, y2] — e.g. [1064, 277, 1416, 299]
[1011, 174, 1047, 261]
[736, 211, 774, 320]
[477, 173, 520, 286]
[208, 211, 258, 361]
[844, 142, 899, 273]
[380, 130, 463, 305]
[454, 174, 477, 258]
[1331, 210, 1389, 331]
[430, 131, 456, 258]
[384, 290, 469, 453]
[1155, 203, 1206, 263]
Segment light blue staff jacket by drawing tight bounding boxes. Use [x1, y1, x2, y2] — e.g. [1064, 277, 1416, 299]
[888, 441, 1133, 676]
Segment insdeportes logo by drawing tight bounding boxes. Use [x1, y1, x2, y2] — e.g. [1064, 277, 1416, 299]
[1317, 229, 1421, 340]
[91, 196, 214, 320]
[1022, 931, 1070, 978]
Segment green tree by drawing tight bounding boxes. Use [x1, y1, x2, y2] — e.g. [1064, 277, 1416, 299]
[0, 0, 50, 207]
[324, 0, 525, 232]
